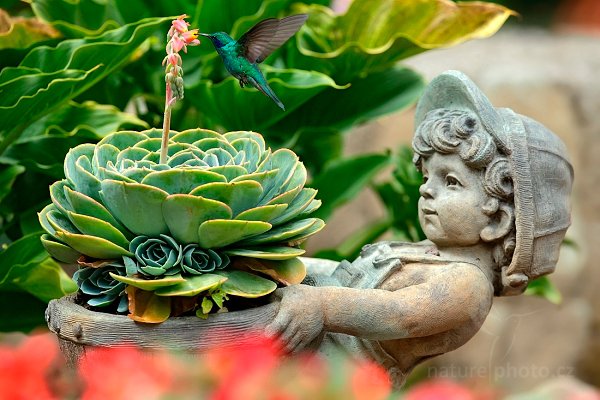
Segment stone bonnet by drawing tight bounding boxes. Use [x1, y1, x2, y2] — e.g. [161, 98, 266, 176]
[414, 70, 573, 296]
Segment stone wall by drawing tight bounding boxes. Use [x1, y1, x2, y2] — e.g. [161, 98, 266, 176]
[308, 28, 600, 391]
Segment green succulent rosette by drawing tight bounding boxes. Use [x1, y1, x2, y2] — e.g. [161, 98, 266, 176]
[39, 128, 324, 318]
[73, 259, 129, 313]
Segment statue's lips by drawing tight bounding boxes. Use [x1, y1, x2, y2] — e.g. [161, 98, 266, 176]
[421, 205, 437, 215]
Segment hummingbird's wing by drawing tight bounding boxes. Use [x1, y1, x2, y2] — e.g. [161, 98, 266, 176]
[238, 14, 308, 64]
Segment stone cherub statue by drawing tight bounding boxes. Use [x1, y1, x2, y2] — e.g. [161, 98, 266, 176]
[265, 70, 574, 387]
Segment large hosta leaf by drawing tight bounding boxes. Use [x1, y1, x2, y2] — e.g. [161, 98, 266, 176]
[0, 16, 170, 149]
[0, 9, 60, 50]
[289, 0, 515, 83]
[0, 233, 77, 303]
[270, 66, 424, 135]
[186, 67, 344, 132]
[310, 153, 391, 220]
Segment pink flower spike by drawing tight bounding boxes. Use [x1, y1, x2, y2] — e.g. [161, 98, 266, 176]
[182, 29, 199, 44]
[172, 19, 189, 33]
[171, 35, 185, 53]
[168, 53, 180, 66]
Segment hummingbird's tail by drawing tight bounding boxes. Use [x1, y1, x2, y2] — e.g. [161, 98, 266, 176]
[248, 76, 285, 111]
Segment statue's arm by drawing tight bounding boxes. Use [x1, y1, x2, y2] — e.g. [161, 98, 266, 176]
[266, 265, 492, 351]
[320, 269, 491, 339]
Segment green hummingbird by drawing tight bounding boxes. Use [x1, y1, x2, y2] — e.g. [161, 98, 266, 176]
[200, 14, 308, 110]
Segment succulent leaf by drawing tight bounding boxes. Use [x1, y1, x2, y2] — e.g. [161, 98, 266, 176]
[154, 274, 227, 297]
[239, 218, 323, 246]
[40, 234, 82, 264]
[225, 246, 305, 260]
[100, 180, 169, 236]
[141, 169, 227, 194]
[110, 272, 186, 291]
[126, 286, 171, 323]
[162, 194, 232, 244]
[63, 185, 131, 237]
[220, 270, 277, 298]
[234, 257, 307, 286]
[235, 204, 288, 222]
[66, 211, 130, 249]
[56, 231, 132, 259]
[49, 180, 74, 215]
[190, 181, 263, 216]
[130, 234, 183, 276]
[198, 220, 271, 249]
[181, 245, 230, 275]
[73, 260, 128, 312]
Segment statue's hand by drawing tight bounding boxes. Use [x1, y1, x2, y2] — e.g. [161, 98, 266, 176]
[264, 284, 325, 353]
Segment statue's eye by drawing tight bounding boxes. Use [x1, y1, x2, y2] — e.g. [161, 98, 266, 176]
[422, 176, 429, 184]
[446, 175, 460, 187]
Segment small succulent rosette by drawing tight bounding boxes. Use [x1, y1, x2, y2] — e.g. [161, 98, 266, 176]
[39, 128, 324, 322]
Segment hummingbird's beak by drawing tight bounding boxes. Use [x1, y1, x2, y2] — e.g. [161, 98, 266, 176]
[199, 33, 212, 38]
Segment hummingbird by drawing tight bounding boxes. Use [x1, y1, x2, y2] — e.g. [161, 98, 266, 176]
[200, 14, 308, 110]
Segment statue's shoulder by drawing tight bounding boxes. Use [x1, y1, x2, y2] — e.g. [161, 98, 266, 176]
[359, 240, 439, 261]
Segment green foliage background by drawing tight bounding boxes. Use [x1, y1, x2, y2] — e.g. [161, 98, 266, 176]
[0, 0, 515, 331]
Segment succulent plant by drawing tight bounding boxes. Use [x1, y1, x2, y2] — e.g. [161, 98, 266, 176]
[39, 128, 324, 319]
[73, 259, 129, 312]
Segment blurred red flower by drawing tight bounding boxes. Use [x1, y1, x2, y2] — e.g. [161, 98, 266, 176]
[0, 333, 60, 400]
[405, 378, 476, 400]
[78, 346, 176, 400]
[351, 359, 392, 400]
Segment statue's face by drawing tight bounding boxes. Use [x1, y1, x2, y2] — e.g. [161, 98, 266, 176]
[418, 153, 491, 248]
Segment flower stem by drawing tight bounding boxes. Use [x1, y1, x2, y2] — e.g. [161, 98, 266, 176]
[160, 83, 172, 164]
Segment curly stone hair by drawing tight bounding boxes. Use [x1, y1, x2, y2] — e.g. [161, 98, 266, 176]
[412, 109, 516, 294]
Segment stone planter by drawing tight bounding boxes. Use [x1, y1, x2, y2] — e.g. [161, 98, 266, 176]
[46, 295, 278, 366]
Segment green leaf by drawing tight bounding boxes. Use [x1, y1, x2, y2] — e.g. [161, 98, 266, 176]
[0, 16, 170, 150]
[0, 9, 60, 50]
[40, 234, 82, 264]
[235, 257, 307, 286]
[99, 180, 169, 236]
[186, 67, 344, 132]
[63, 186, 132, 237]
[374, 146, 425, 242]
[235, 204, 288, 222]
[0, 233, 77, 303]
[141, 169, 227, 195]
[32, 0, 133, 38]
[524, 276, 562, 305]
[127, 286, 171, 323]
[0, 292, 48, 333]
[162, 194, 233, 244]
[19, 101, 148, 141]
[311, 153, 391, 220]
[110, 273, 186, 291]
[314, 218, 391, 261]
[240, 218, 323, 245]
[291, 0, 514, 83]
[201, 297, 213, 314]
[0, 164, 25, 204]
[270, 66, 424, 135]
[66, 211, 130, 249]
[225, 246, 305, 260]
[154, 274, 227, 297]
[55, 231, 132, 259]
[220, 270, 277, 298]
[190, 181, 263, 217]
[198, 220, 272, 249]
